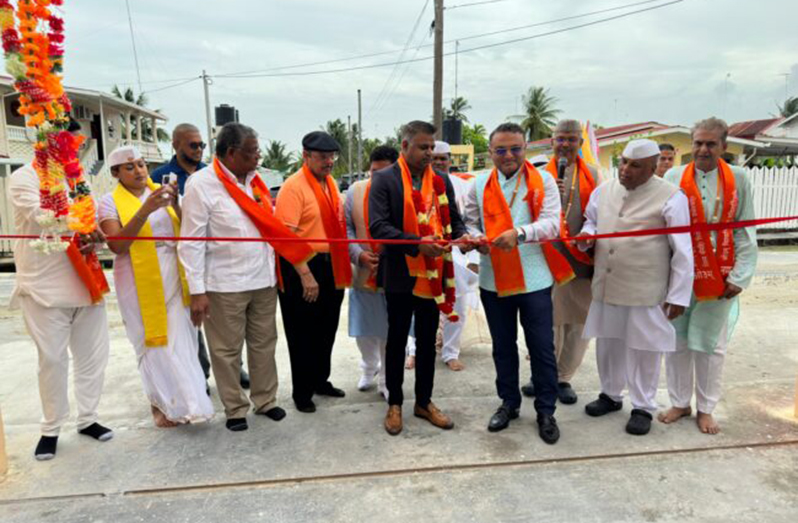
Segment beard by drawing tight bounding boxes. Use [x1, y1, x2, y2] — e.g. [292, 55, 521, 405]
[180, 151, 201, 167]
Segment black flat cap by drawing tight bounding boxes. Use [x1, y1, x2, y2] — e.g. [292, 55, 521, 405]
[302, 131, 340, 152]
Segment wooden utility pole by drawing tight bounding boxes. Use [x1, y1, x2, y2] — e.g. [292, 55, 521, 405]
[433, 0, 444, 138]
[357, 89, 363, 173]
[347, 115, 353, 174]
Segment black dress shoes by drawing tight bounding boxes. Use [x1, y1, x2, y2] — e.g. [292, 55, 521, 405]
[488, 404, 519, 432]
[537, 415, 560, 444]
[557, 382, 578, 405]
[225, 418, 248, 432]
[521, 380, 535, 397]
[316, 383, 346, 398]
[585, 393, 623, 417]
[258, 406, 286, 421]
[626, 409, 653, 435]
[294, 399, 317, 413]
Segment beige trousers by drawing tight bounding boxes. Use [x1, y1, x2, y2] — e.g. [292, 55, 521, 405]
[205, 287, 279, 419]
[554, 324, 590, 383]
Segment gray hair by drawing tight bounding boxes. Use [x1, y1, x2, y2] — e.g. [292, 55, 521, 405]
[554, 119, 582, 134]
[692, 117, 728, 143]
[172, 123, 200, 142]
[215, 122, 258, 158]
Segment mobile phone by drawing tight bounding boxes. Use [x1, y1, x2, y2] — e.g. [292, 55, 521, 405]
[162, 173, 177, 199]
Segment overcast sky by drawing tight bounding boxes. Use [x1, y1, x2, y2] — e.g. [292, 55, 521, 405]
[60, 0, 798, 153]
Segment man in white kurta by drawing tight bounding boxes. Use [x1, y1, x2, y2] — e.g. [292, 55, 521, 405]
[578, 139, 694, 436]
[9, 163, 113, 460]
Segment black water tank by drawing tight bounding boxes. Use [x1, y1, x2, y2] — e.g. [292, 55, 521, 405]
[442, 118, 463, 145]
[215, 104, 238, 126]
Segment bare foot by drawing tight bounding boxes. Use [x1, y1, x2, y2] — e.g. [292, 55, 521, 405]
[445, 359, 465, 371]
[152, 406, 177, 428]
[405, 355, 415, 370]
[446, 359, 465, 372]
[657, 406, 692, 424]
[697, 411, 720, 435]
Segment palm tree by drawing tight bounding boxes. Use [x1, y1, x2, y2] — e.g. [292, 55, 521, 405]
[778, 96, 798, 118]
[261, 140, 294, 172]
[443, 96, 471, 122]
[323, 118, 351, 176]
[110, 85, 169, 142]
[518, 86, 561, 141]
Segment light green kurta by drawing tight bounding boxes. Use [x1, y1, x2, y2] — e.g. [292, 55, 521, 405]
[664, 163, 758, 353]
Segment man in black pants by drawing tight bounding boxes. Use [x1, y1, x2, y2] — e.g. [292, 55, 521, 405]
[369, 120, 475, 435]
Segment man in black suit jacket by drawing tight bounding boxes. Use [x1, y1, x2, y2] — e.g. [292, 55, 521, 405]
[369, 120, 475, 435]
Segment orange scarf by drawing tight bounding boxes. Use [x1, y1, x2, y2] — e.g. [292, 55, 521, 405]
[65, 237, 109, 304]
[482, 161, 575, 297]
[398, 156, 445, 300]
[361, 180, 381, 291]
[302, 165, 353, 289]
[680, 159, 737, 301]
[546, 156, 596, 265]
[213, 158, 314, 288]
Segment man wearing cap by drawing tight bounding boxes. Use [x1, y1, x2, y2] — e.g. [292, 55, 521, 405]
[576, 139, 694, 436]
[521, 119, 599, 405]
[406, 140, 478, 372]
[275, 131, 352, 413]
[8, 118, 113, 460]
[659, 118, 758, 435]
[180, 122, 314, 432]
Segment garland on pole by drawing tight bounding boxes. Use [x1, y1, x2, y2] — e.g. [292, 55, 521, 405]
[1, 0, 98, 253]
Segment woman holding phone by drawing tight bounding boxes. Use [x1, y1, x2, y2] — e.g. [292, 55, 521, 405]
[99, 145, 213, 427]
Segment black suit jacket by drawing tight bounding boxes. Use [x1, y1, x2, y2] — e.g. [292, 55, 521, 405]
[368, 162, 467, 293]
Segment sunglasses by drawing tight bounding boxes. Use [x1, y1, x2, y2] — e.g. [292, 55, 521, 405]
[188, 141, 207, 151]
[493, 146, 524, 156]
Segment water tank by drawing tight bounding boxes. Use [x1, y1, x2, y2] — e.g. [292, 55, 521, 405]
[442, 118, 463, 145]
[215, 104, 238, 126]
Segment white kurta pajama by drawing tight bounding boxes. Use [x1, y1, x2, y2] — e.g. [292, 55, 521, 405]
[581, 179, 694, 413]
[8, 164, 110, 437]
[99, 190, 214, 424]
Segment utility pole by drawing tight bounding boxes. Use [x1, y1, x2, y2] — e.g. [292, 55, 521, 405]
[433, 0, 444, 138]
[347, 115, 353, 174]
[357, 89, 363, 173]
[124, 0, 142, 96]
[202, 70, 214, 159]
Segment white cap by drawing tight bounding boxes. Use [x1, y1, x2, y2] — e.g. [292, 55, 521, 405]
[622, 139, 660, 160]
[530, 154, 549, 167]
[433, 141, 451, 155]
[108, 145, 142, 168]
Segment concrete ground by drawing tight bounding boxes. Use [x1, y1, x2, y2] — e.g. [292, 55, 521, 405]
[0, 249, 796, 522]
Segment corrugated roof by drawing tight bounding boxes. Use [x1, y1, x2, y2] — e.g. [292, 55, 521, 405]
[728, 118, 782, 139]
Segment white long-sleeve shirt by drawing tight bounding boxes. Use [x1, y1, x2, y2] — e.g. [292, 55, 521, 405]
[580, 183, 694, 352]
[8, 164, 95, 309]
[178, 162, 276, 295]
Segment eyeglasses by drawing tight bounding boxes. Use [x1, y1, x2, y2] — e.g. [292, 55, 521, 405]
[493, 146, 524, 156]
[188, 141, 206, 150]
[311, 152, 339, 163]
[554, 136, 580, 145]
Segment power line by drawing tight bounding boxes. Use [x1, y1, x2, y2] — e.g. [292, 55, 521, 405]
[123, 0, 143, 95]
[213, 0, 667, 79]
[141, 76, 202, 95]
[446, 0, 510, 10]
[212, 0, 683, 80]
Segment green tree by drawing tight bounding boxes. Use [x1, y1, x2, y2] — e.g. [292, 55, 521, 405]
[778, 96, 798, 118]
[261, 140, 294, 172]
[463, 123, 488, 154]
[443, 96, 471, 123]
[110, 85, 169, 142]
[518, 86, 560, 141]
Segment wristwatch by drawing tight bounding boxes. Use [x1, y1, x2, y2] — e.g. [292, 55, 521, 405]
[516, 227, 527, 243]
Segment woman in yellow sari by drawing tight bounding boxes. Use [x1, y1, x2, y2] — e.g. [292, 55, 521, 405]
[99, 145, 213, 427]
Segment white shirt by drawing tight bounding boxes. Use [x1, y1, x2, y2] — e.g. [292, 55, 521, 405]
[580, 183, 694, 352]
[8, 164, 95, 309]
[178, 162, 276, 294]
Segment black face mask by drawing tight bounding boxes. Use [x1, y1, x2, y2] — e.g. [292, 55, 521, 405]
[179, 150, 201, 167]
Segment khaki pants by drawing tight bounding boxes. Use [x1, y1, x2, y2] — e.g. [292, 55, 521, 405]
[554, 324, 590, 383]
[205, 287, 279, 419]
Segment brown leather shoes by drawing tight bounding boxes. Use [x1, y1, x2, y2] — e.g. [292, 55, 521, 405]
[384, 405, 403, 435]
[413, 402, 454, 430]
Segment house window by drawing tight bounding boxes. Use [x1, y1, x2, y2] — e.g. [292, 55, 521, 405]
[5, 97, 25, 127]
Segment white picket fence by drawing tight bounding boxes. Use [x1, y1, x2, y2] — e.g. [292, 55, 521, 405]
[605, 166, 798, 230]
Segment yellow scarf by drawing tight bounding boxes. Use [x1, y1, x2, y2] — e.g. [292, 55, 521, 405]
[112, 179, 190, 348]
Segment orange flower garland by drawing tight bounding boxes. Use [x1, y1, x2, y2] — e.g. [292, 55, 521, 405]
[2, 0, 98, 239]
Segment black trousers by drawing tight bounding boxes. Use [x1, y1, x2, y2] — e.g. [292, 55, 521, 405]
[279, 255, 345, 404]
[384, 292, 439, 407]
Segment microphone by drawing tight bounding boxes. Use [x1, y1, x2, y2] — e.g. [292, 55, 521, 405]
[557, 156, 568, 179]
